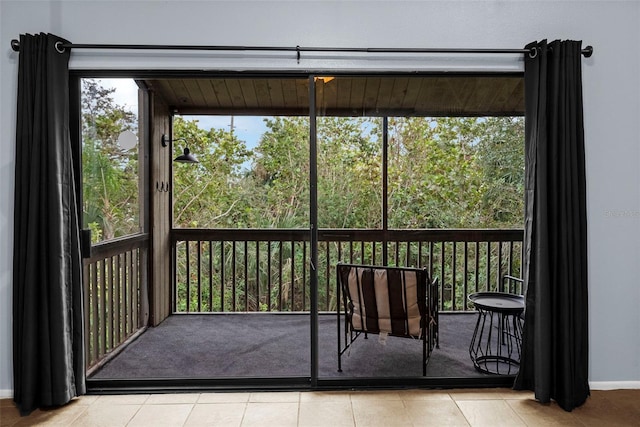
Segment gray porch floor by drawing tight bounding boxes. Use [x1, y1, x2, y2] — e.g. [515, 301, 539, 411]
[90, 313, 497, 379]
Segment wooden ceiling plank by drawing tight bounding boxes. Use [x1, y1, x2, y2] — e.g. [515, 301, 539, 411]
[348, 77, 367, 115]
[267, 79, 285, 109]
[196, 79, 220, 109]
[319, 78, 338, 113]
[466, 79, 499, 114]
[295, 79, 310, 111]
[502, 78, 525, 115]
[210, 79, 233, 110]
[149, 79, 179, 106]
[280, 79, 299, 109]
[168, 79, 193, 108]
[413, 77, 439, 114]
[224, 79, 247, 109]
[182, 79, 207, 109]
[362, 77, 381, 115]
[336, 77, 352, 113]
[400, 77, 423, 113]
[315, 80, 326, 113]
[375, 77, 396, 114]
[239, 78, 259, 108]
[388, 77, 410, 112]
[458, 78, 480, 113]
[444, 77, 472, 114]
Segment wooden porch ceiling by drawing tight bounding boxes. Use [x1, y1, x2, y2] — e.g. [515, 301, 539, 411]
[144, 75, 524, 117]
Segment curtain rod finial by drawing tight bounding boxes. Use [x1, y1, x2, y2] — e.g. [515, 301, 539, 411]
[11, 39, 20, 52]
[583, 45, 593, 58]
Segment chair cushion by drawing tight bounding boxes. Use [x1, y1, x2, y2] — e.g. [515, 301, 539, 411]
[345, 266, 423, 337]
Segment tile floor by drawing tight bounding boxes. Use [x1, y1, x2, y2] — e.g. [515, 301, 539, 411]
[1, 388, 639, 426]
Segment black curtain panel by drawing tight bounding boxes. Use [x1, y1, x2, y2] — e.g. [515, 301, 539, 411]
[13, 33, 85, 416]
[514, 40, 590, 411]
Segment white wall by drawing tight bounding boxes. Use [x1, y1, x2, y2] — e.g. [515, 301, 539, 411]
[1, 0, 639, 396]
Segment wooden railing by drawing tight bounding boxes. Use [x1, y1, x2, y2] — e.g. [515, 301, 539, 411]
[171, 228, 523, 314]
[83, 234, 148, 371]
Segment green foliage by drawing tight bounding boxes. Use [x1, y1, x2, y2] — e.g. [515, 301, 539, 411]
[171, 114, 524, 232]
[317, 117, 382, 228]
[172, 117, 252, 228]
[475, 117, 525, 227]
[81, 79, 140, 242]
[251, 117, 310, 227]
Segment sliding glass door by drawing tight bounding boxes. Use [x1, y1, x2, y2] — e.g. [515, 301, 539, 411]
[80, 72, 524, 389]
[312, 74, 526, 384]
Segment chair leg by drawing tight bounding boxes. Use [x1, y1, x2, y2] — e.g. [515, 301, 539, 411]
[423, 330, 427, 376]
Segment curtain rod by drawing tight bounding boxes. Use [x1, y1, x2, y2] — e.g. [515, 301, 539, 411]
[10, 39, 594, 58]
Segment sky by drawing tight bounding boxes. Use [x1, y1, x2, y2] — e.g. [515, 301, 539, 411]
[182, 115, 268, 150]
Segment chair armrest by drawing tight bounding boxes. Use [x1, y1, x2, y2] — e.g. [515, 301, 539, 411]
[502, 275, 524, 294]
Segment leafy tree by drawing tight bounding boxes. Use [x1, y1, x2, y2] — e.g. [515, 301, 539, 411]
[250, 116, 310, 228]
[81, 79, 139, 242]
[172, 117, 251, 228]
[317, 117, 382, 228]
[387, 117, 485, 228]
[475, 117, 525, 227]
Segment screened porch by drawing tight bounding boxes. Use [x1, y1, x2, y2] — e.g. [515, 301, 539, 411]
[77, 73, 525, 390]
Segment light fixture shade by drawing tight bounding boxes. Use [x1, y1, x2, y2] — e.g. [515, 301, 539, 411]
[174, 147, 199, 163]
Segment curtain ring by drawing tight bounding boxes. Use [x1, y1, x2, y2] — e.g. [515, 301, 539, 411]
[528, 47, 538, 59]
[55, 41, 66, 54]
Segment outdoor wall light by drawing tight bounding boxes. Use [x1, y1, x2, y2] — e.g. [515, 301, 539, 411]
[161, 134, 199, 163]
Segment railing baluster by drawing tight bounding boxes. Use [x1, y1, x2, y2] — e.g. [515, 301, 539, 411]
[83, 264, 90, 368]
[508, 241, 514, 280]
[100, 259, 107, 356]
[91, 263, 98, 366]
[463, 242, 469, 309]
[474, 241, 480, 293]
[291, 240, 296, 311]
[303, 241, 307, 311]
[197, 241, 202, 312]
[325, 241, 330, 310]
[440, 242, 445, 311]
[486, 241, 491, 292]
[498, 241, 504, 292]
[219, 241, 225, 312]
[244, 241, 248, 311]
[232, 241, 237, 312]
[208, 241, 213, 312]
[267, 241, 272, 311]
[185, 241, 191, 313]
[372, 240, 377, 264]
[122, 251, 129, 337]
[115, 253, 122, 346]
[255, 240, 260, 311]
[429, 241, 434, 281]
[278, 241, 283, 311]
[120, 251, 127, 341]
[108, 255, 115, 351]
[132, 249, 138, 329]
[452, 242, 457, 311]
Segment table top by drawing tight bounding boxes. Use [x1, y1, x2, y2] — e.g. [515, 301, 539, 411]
[468, 292, 524, 313]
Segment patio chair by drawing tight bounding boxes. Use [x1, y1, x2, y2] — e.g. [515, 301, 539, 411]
[336, 263, 439, 376]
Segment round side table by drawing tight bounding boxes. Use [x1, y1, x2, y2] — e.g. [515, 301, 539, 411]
[468, 292, 524, 375]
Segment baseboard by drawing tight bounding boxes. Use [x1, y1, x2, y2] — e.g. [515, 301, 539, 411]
[590, 381, 640, 390]
[0, 389, 12, 399]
